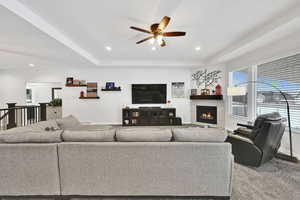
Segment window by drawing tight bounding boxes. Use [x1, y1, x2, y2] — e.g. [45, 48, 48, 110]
[230, 68, 249, 117]
[256, 53, 300, 133]
[26, 89, 32, 103]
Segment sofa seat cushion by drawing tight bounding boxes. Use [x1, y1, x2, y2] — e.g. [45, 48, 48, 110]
[62, 129, 116, 142]
[172, 128, 227, 142]
[1, 130, 62, 143]
[116, 128, 172, 142]
[56, 115, 80, 130]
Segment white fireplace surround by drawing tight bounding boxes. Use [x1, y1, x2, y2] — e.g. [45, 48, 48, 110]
[191, 100, 225, 128]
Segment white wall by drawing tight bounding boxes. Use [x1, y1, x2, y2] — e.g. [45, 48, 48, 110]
[0, 67, 191, 124]
[0, 69, 27, 108]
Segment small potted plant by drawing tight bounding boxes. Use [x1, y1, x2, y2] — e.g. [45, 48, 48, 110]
[49, 98, 62, 107]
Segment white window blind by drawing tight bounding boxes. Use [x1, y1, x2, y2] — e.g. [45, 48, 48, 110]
[257, 53, 300, 133]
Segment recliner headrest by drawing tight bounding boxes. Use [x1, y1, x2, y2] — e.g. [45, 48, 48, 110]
[257, 112, 282, 121]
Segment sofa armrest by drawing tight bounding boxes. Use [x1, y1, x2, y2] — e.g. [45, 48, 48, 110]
[0, 144, 60, 195]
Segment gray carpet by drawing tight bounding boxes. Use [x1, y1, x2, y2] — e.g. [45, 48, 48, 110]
[231, 158, 300, 200]
[1, 159, 299, 200]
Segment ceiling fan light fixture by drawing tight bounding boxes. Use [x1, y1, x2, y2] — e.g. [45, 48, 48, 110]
[149, 38, 155, 44]
[157, 35, 163, 45]
[130, 16, 186, 47]
[195, 46, 201, 51]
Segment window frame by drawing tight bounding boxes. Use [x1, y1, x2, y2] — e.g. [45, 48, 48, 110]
[228, 66, 254, 120]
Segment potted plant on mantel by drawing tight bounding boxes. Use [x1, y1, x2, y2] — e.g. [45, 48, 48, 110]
[47, 98, 62, 120]
[191, 69, 222, 96]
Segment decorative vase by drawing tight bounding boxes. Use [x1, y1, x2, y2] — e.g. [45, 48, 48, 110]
[80, 91, 84, 97]
[215, 84, 222, 95]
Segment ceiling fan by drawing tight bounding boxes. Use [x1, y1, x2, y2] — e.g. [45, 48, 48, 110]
[130, 16, 186, 47]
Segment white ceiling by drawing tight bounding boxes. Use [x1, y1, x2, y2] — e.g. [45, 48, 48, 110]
[1, 0, 300, 69]
[0, 3, 93, 69]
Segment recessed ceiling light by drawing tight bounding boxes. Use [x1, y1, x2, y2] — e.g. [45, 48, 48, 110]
[105, 46, 112, 51]
[29, 63, 35, 67]
[195, 46, 201, 51]
[151, 46, 156, 51]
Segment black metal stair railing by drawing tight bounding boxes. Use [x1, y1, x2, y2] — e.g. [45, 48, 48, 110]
[0, 103, 48, 130]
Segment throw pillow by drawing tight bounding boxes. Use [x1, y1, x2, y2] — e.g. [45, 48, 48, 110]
[28, 120, 61, 131]
[56, 115, 80, 130]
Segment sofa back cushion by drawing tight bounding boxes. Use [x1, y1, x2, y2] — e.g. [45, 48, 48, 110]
[56, 115, 80, 129]
[1, 130, 62, 143]
[57, 142, 233, 196]
[172, 128, 226, 142]
[62, 129, 116, 142]
[116, 128, 172, 142]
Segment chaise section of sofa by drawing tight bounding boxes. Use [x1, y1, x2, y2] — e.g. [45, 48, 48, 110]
[0, 143, 61, 196]
[58, 142, 233, 198]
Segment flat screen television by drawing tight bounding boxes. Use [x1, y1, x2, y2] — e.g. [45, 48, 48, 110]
[132, 84, 167, 104]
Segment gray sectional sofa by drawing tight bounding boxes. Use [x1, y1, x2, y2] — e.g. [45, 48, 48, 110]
[0, 115, 233, 200]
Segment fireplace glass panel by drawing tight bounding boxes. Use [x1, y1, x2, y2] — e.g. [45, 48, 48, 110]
[196, 106, 217, 124]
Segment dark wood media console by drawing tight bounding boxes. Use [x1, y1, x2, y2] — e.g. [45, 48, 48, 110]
[122, 107, 182, 126]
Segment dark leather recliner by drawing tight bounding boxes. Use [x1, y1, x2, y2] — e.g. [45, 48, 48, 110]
[226, 112, 286, 167]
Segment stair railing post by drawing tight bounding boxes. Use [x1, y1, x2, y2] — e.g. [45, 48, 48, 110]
[7, 103, 17, 129]
[39, 103, 47, 121]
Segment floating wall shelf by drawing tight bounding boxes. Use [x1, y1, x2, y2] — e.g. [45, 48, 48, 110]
[65, 84, 87, 87]
[101, 88, 121, 91]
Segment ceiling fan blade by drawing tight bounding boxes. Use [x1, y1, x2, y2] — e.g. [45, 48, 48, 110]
[163, 32, 186, 37]
[130, 26, 152, 34]
[160, 39, 166, 47]
[158, 16, 171, 31]
[136, 36, 154, 44]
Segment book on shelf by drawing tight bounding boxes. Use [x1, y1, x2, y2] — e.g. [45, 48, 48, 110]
[87, 88, 98, 92]
[87, 92, 98, 97]
[87, 82, 97, 87]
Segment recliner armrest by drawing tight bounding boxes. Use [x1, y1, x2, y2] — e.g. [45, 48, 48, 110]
[237, 123, 254, 129]
[234, 127, 253, 139]
[226, 135, 262, 167]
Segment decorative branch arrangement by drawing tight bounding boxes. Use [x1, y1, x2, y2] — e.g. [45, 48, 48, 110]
[192, 69, 221, 88]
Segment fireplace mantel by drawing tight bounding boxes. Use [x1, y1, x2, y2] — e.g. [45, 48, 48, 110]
[190, 95, 223, 100]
